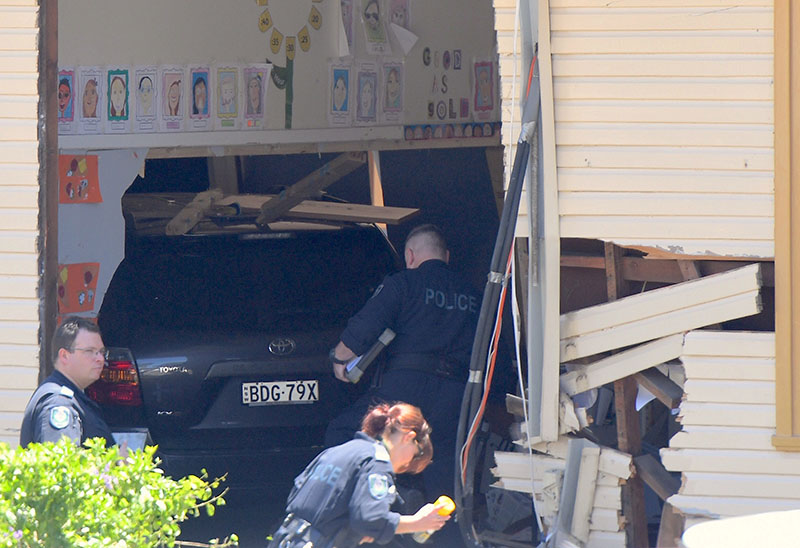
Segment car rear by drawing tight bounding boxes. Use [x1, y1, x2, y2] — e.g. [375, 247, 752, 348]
[95, 225, 399, 492]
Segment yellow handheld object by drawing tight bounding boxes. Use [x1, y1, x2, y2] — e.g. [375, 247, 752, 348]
[412, 496, 456, 544]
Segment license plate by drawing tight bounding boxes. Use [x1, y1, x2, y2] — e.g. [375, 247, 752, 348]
[241, 380, 318, 406]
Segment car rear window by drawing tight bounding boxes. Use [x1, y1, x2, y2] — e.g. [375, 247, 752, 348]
[100, 228, 398, 334]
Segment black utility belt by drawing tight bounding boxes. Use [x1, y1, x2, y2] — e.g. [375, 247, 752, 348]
[388, 354, 468, 382]
[271, 514, 332, 548]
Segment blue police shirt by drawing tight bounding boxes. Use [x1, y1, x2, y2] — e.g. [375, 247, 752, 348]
[286, 432, 400, 546]
[340, 259, 479, 370]
[19, 370, 115, 448]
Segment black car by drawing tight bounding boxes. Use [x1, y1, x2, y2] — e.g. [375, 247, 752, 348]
[92, 197, 401, 499]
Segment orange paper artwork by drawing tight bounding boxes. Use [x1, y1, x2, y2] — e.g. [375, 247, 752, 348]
[59, 154, 102, 203]
[57, 263, 100, 314]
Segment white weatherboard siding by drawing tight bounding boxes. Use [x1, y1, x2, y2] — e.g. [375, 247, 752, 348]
[660, 330, 800, 522]
[0, 0, 41, 447]
[549, 0, 774, 258]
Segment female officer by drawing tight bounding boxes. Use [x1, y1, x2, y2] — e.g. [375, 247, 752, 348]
[269, 402, 450, 547]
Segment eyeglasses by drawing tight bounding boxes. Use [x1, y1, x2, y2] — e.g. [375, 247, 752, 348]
[73, 347, 108, 360]
[413, 438, 424, 458]
[364, 11, 379, 20]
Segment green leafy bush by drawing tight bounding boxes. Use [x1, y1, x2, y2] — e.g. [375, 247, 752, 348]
[0, 438, 237, 548]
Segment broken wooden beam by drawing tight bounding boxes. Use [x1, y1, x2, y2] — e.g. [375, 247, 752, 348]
[634, 454, 681, 502]
[256, 151, 367, 226]
[635, 367, 684, 410]
[560, 263, 763, 362]
[166, 188, 223, 235]
[560, 334, 684, 397]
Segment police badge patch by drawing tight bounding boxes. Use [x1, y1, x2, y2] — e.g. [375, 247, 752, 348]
[50, 406, 71, 429]
[368, 473, 389, 499]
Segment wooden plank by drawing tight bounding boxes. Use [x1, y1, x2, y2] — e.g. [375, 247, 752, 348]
[557, 166, 774, 194]
[677, 402, 774, 428]
[0, 388, 30, 412]
[551, 0, 771, 6]
[553, 55, 773, 79]
[0, 365, 37, 390]
[592, 485, 622, 510]
[560, 191, 773, 217]
[634, 454, 680, 502]
[0, 344, 38, 367]
[571, 444, 601, 542]
[589, 508, 624, 532]
[562, 290, 761, 362]
[561, 334, 684, 396]
[165, 188, 223, 236]
[0, 252, 36, 275]
[668, 426, 774, 451]
[661, 448, 800, 476]
[556, 146, 774, 171]
[635, 367, 683, 409]
[285, 200, 419, 225]
[256, 152, 366, 226]
[683, 379, 774, 405]
[656, 502, 685, 548]
[608, 240, 774, 261]
[561, 263, 761, 339]
[0, 29, 38, 51]
[0, 209, 37, 231]
[550, 8, 772, 32]
[0, 320, 37, 345]
[586, 531, 626, 548]
[538, 0, 562, 444]
[683, 330, 775, 358]
[681, 471, 800, 500]
[562, 216, 773, 241]
[0, 298, 37, 321]
[599, 447, 633, 480]
[556, 123, 773, 148]
[667, 494, 800, 518]
[0, 185, 37, 208]
[0, 231, 36, 253]
[551, 34, 772, 55]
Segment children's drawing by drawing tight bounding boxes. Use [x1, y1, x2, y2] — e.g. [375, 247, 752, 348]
[361, 0, 390, 55]
[244, 64, 271, 129]
[58, 155, 101, 204]
[380, 61, 403, 124]
[474, 61, 494, 114]
[106, 67, 131, 134]
[215, 66, 240, 130]
[58, 69, 76, 135]
[188, 66, 211, 131]
[78, 67, 103, 135]
[355, 64, 377, 125]
[160, 66, 185, 131]
[133, 66, 158, 133]
[389, 0, 409, 29]
[328, 63, 352, 127]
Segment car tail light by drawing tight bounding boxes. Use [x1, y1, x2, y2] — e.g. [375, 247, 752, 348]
[87, 348, 143, 406]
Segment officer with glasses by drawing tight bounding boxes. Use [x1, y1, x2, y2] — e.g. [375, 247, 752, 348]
[20, 316, 115, 448]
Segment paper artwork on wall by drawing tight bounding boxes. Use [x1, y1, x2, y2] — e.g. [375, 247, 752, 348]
[361, 0, 391, 55]
[58, 68, 77, 135]
[133, 66, 158, 133]
[388, 0, 410, 29]
[188, 66, 212, 132]
[59, 154, 102, 204]
[380, 60, 403, 124]
[160, 66, 186, 132]
[57, 262, 100, 315]
[473, 59, 495, 119]
[215, 65, 241, 131]
[355, 62, 378, 126]
[328, 62, 352, 127]
[77, 66, 103, 135]
[105, 67, 131, 134]
[243, 64, 272, 130]
[340, 0, 354, 51]
[403, 122, 500, 141]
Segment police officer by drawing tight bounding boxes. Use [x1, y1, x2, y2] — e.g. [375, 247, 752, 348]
[326, 224, 479, 545]
[270, 403, 449, 547]
[20, 316, 115, 448]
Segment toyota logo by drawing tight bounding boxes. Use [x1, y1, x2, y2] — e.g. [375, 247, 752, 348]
[269, 338, 296, 356]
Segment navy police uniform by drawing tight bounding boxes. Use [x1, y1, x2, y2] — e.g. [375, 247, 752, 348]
[325, 259, 479, 545]
[20, 370, 114, 448]
[269, 432, 400, 548]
